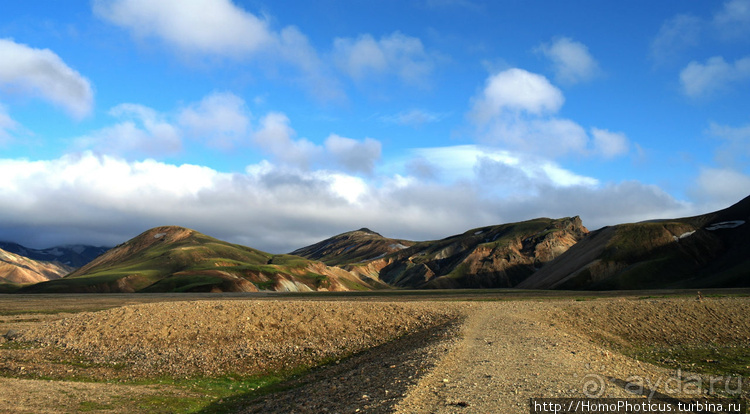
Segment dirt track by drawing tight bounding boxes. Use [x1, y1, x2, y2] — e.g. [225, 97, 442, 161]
[1, 295, 749, 413]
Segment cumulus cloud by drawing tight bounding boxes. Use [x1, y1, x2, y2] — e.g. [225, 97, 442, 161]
[536, 37, 600, 85]
[0, 38, 93, 118]
[471, 68, 564, 122]
[75, 103, 181, 157]
[93, 0, 342, 101]
[468, 69, 632, 159]
[92, 0, 273, 57]
[0, 151, 698, 251]
[680, 56, 750, 98]
[252, 112, 321, 169]
[178, 92, 250, 149]
[250, 115, 383, 174]
[333, 32, 435, 85]
[650, 14, 702, 64]
[590, 128, 629, 158]
[324, 134, 381, 175]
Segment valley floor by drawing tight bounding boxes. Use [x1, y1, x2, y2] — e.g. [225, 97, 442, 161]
[0, 291, 749, 413]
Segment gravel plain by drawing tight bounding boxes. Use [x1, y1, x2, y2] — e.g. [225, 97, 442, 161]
[1, 295, 749, 413]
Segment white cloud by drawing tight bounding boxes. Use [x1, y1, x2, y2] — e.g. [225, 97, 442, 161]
[92, 0, 274, 57]
[590, 127, 629, 158]
[324, 134, 381, 175]
[467, 69, 638, 161]
[471, 68, 564, 122]
[467, 68, 635, 159]
[713, 0, 750, 38]
[412, 145, 598, 189]
[178, 92, 250, 149]
[333, 32, 435, 85]
[691, 167, 750, 208]
[0, 150, 705, 252]
[252, 112, 320, 169]
[0, 38, 93, 118]
[651, 14, 702, 63]
[93, 0, 342, 101]
[75, 103, 181, 157]
[250, 115, 383, 174]
[380, 108, 444, 127]
[680, 56, 750, 97]
[536, 37, 600, 85]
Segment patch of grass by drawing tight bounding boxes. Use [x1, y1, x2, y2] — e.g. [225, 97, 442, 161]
[0, 340, 38, 350]
[134, 395, 210, 414]
[447, 263, 470, 279]
[0, 308, 105, 316]
[126, 372, 302, 414]
[140, 275, 224, 293]
[630, 345, 750, 379]
[78, 401, 115, 411]
[0, 283, 24, 293]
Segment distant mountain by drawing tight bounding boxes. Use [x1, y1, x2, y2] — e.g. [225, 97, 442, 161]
[0, 242, 109, 268]
[0, 248, 74, 285]
[293, 217, 588, 289]
[377, 217, 588, 288]
[20, 226, 387, 293]
[518, 195, 750, 290]
[289, 228, 414, 265]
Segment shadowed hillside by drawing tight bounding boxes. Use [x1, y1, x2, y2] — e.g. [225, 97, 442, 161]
[294, 217, 589, 289]
[519, 195, 750, 289]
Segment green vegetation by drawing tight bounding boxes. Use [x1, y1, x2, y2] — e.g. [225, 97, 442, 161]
[0, 283, 24, 293]
[18, 227, 338, 293]
[631, 345, 750, 379]
[78, 401, 115, 412]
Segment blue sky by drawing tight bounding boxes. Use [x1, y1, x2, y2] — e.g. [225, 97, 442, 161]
[0, 0, 749, 252]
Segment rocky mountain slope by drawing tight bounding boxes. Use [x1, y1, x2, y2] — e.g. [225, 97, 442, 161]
[0, 248, 74, 285]
[518, 195, 750, 290]
[294, 217, 589, 289]
[0, 242, 109, 268]
[21, 226, 387, 293]
[379, 217, 588, 288]
[289, 228, 414, 265]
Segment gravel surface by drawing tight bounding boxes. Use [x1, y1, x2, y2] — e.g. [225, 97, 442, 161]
[2, 296, 749, 413]
[17, 300, 459, 380]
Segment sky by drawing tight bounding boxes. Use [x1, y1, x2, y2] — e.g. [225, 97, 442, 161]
[0, 0, 749, 253]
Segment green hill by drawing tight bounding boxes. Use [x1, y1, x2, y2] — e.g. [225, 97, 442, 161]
[20, 226, 387, 293]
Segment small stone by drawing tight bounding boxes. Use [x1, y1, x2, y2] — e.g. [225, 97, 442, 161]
[4, 329, 20, 340]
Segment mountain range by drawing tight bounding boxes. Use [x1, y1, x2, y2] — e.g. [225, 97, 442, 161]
[2, 195, 749, 293]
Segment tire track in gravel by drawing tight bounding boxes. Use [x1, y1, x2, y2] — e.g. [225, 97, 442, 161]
[394, 301, 683, 414]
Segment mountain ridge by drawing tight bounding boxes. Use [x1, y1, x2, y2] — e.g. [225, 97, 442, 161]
[6, 195, 750, 292]
[0, 242, 109, 268]
[518, 195, 750, 289]
[0, 248, 74, 285]
[21, 226, 387, 293]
